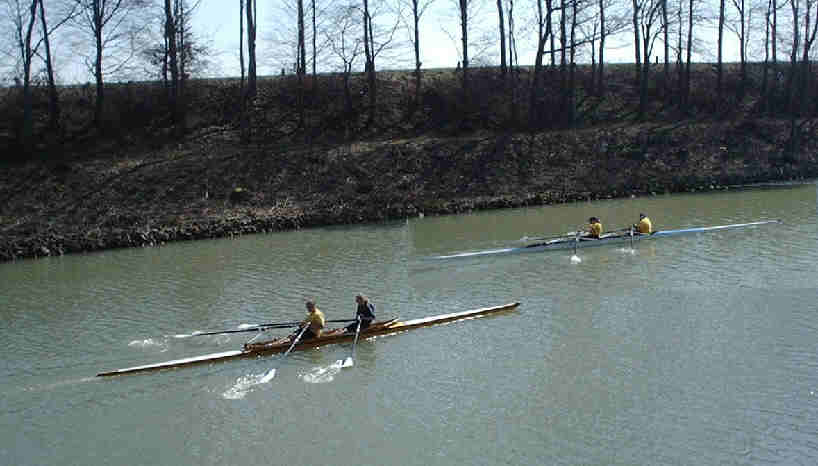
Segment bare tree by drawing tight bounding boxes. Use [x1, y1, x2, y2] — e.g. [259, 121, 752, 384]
[496, 0, 506, 76]
[682, 0, 698, 112]
[789, 0, 817, 136]
[717, 0, 725, 98]
[634, 0, 664, 118]
[456, 0, 472, 94]
[632, 0, 642, 85]
[7, 0, 39, 149]
[71, 0, 150, 129]
[162, 0, 204, 133]
[506, 0, 518, 121]
[325, 2, 364, 135]
[245, 0, 257, 98]
[397, 0, 435, 109]
[239, 0, 244, 91]
[297, 0, 306, 126]
[360, 0, 398, 125]
[727, 0, 751, 98]
[4, 0, 74, 148]
[661, 0, 668, 90]
[164, 0, 179, 125]
[39, 0, 73, 131]
[529, 0, 557, 127]
[312, 0, 317, 76]
[589, 0, 627, 95]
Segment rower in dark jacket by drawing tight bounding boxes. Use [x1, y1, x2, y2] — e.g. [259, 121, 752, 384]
[347, 294, 376, 333]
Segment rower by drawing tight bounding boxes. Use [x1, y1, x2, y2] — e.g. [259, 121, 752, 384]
[297, 300, 325, 340]
[633, 213, 652, 234]
[586, 217, 603, 239]
[346, 294, 376, 333]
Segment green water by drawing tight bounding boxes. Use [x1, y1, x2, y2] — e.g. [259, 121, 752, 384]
[2, 182, 816, 466]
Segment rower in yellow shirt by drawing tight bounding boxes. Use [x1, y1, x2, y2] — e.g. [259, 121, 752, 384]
[634, 213, 652, 234]
[297, 300, 326, 340]
[586, 217, 603, 239]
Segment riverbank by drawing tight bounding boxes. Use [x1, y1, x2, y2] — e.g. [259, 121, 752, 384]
[1, 115, 815, 263]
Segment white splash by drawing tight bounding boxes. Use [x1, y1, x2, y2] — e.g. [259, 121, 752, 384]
[222, 372, 270, 400]
[128, 338, 164, 348]
[300, 361, 344, 384]
[570, 255, 582, 264]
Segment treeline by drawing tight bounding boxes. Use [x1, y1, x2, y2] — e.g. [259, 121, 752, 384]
[2, 0, 817, 162]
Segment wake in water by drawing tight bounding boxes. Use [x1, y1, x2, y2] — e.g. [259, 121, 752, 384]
[128, 338, 167, 350]
[222, 373, 270, 400]
[300, 361, 346, 384]
[222, 360, 351, 398]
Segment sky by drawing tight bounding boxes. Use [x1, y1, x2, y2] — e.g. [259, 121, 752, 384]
[191, 0, 507, 78]
[187, 0, 753, 81]
[190, 0, 681, 79]
[2, 0, 753, 85]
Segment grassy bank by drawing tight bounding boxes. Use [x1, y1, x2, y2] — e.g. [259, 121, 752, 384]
[1, 63, 816, 262]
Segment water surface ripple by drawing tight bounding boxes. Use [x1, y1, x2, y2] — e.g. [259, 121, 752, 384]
[1, 182, 817, 466]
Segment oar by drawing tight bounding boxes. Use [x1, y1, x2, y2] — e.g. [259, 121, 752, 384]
[191, 319, 356, 337]
[341, 317, 362, 368]
[570, 230, 582, 263]
[192, 323, 299, 337]
[524, 231, 579, 242]
[260, 324, 311, 382]
[629, 225, 634, 248]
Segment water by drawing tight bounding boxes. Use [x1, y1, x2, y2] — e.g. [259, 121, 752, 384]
[1, 182, 817, 465]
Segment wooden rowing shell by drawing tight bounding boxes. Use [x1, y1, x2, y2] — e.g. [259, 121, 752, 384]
[97, 302, 520, 377]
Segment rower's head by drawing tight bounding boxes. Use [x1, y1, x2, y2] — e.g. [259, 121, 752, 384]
[639, 213, 646, 219]
[305, 300, 316, 312]
[589, 217, 599, 223]
[355, 294, 367, 305]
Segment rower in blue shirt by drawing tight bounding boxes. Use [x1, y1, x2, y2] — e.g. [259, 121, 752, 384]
[347, 294, 376, 333]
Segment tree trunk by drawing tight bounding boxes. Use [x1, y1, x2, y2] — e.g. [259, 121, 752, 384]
[597, 0, 606, 95]
[568, 0, 577, 126]
[684, 0, 693, 112]
[312, 0, 317, 77]
[662, 0, 669, 95]
[164, 0, 180, 126]
[298, 0, 306, 127]
[239, 0, 244, 92]
[177, 0, 188, 134]
[508, 0, 518, 123]
[459, 0, 469, 96]
[413, 0, 422, 107]
[639, 21, 652, 119]
[362, 0, 376, 125]
[20, 0, 38, 151]
[529, 0, 553, 128]
[632, 0, 641, 87]
[717, 0, 724, 99]
[93, 2, 105, 129]
[762, 0, 771, 113]
[497, 0, 506, 76]
[786, 0, 799, 155]
[246, 0, 257, 98]
[39, 0, 60, 132]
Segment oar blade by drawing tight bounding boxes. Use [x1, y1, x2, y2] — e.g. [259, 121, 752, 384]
[342, 357, 354, 368]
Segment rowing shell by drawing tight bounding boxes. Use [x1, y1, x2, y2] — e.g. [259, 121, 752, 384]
[433, 220, 781, 259]
[96, 302, 520, 377]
